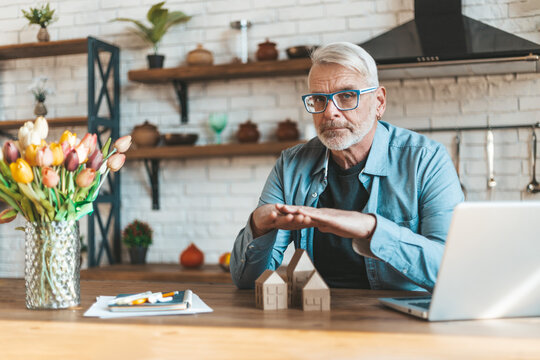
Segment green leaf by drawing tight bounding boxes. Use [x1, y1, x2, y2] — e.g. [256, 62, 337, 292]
[101, 138, 112, 158]
[75, 202, 94, 220]
[147, 2, 166, 24]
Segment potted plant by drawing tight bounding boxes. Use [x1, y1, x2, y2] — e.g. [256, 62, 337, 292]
[21, 3, 58, 42]
[28, 76, 54, 117]
[122, 220, 153, 264]
[113, 1, 191, 68]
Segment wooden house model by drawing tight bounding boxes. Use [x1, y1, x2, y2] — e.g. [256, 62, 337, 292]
[286, 249, 315, 307]
[302, 270, 331, 311]
[255, 269, 287, 310]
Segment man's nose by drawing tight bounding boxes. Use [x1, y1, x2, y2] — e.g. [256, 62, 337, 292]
[323, 97, 340, 118]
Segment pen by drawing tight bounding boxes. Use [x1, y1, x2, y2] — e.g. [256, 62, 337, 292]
[108, 291, 152, 305]
[128, 291, 180, 305]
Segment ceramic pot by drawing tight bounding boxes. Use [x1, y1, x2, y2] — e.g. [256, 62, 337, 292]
[34, 101, 47, 117]
[131, 120, 160, 148]
[277, 119, 299, 141]
[187, 44, 214, 66]
[256, 38, 278, 61]
[37, 27, 49, 42]
[128, 246, 148, 265]
[236, 120, 260, 143]
[147, 54, 165, 69]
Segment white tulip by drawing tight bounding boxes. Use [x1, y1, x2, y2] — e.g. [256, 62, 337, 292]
[18, 121, 34, 149]
[34, 116, 48, 140]
[28, 130, 42, 147]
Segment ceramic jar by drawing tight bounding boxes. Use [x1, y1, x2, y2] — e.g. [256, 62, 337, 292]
[186, 44, 214, 66]
[131, 120, 160, 148]
[277, 119, 299, 141]
[236, 120, 260, 143]
[256, 38, 278, 61]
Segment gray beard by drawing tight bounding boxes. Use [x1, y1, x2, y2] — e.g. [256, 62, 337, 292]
[317, 114, 376, 151]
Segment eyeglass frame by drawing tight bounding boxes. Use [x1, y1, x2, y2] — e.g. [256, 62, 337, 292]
[301, 86, 378, 114]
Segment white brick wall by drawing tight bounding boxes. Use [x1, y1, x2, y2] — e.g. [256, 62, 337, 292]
[1, 0, 540, 276]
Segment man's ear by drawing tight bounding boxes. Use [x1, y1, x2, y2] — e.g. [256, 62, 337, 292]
[375, 86, 387, 119]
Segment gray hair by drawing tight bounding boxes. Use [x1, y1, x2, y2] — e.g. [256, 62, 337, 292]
[309, 42, 379, 87]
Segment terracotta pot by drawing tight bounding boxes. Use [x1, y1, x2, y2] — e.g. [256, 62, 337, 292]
[180, 243, 204, 268]
[131, 120, 160, 148]
[277, 118, 299, 141]
[256, 38, 278, 61]
[187, 44, 214, 66]
[236, 120, 260, 143]
[37, 27, 49, 42]
[34, 101, 47, 116]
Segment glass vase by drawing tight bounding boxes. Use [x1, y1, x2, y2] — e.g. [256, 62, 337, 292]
[24, 220, 81, 310]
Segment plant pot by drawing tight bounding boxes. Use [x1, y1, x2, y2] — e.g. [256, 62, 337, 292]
[34, 101, 47, 116]
[37, 27, 50, 42]
[129, 246, 148, 264]
[24, 220, 80, 309]
[147, 54, 165, 69]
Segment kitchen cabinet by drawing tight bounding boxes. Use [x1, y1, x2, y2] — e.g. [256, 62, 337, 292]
[0, 37, 121, 268]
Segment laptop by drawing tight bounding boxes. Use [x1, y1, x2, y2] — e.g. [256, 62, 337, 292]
[379, 201, 540, 321]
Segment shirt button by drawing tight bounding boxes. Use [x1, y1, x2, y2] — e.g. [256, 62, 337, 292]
[402, 269, 408, 274]
[249, 245, 254, 249]
[311, 192, 318, 198]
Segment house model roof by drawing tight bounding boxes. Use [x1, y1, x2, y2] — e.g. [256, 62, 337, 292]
[303, 270, 329, 290]
[287, 249, 315, 278]
[255, 269, 286, 285]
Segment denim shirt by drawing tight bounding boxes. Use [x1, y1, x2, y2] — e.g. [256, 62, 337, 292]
[230, 121, 464, 292]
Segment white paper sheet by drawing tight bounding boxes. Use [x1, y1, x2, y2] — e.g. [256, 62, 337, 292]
[83, 293, 213, 319]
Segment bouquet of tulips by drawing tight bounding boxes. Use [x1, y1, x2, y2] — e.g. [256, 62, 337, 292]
[0, 116, 131, 224]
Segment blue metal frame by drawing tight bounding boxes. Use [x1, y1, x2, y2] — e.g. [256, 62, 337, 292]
[86, 37, 121, 266]
[302, 87, 378, 113]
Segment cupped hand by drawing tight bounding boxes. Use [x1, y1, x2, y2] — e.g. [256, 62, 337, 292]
[250, 204, 315, 238]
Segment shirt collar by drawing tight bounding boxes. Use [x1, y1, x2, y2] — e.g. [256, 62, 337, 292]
[311, 121, 390, 178]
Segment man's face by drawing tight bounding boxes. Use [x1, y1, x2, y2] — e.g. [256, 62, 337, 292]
[308, 63, 378, 151]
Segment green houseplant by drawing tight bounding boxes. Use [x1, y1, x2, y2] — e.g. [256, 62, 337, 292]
[122, 220, 153, 264]
[113, 1, 191, 68]
[21, 3, 58, 42]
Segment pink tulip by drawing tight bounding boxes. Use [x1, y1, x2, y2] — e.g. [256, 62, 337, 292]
[75, 168, 96, 188]
[35, 146, 53, 167]
[80, 133, 98, 154]
[3, 141, 20, 164]
[114, 135, 132, 153]
[61, 140, 72, 158]
[107, 153, 126, 172]
[41, 167, 59, 188]
[87, 150, 103, 171]
[64, 149, 79, 172]
[75, 143, 90, 164]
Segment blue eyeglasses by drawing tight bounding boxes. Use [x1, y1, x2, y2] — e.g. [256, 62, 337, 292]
[302, 87, 378, 114]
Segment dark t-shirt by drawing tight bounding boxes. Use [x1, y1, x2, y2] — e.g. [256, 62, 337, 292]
[313, 156, 371, 289]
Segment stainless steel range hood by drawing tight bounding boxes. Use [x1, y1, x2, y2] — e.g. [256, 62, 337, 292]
[360, 0, 540, 80]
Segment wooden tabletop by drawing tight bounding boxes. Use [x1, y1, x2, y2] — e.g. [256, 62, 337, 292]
[0, 278, 539, 359]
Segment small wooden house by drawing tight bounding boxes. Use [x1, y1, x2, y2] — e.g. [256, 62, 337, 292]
[302, 270, 330, 311]
[286, 249, 315, 307]
[255, 269, 287, 310]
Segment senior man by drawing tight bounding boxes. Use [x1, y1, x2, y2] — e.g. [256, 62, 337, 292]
[230, 42, 463, 292]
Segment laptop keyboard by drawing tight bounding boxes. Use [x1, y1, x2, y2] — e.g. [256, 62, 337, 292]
[409, 301, 431, 310]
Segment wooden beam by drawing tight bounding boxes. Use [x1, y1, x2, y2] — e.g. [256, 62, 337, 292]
[0, 38, 89, 60]
[126, 140, 305, 160]
[128, 58, 312, 83]
[0, 117, 87, 130]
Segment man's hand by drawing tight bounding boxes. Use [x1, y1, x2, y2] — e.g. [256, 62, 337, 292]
[250, 204, 314, 238]
[250, 204, 376, 240]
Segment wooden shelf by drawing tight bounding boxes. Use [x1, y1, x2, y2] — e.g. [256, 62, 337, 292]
[128, 58, 312, 83]
[126, 140, 305, 160]
[0, 116, 87, 130]
[0, 38, 88, 60]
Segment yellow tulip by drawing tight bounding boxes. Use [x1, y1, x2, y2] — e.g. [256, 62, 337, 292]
[24, 144, 39, 167]
[10, 158, 34, 184]
[50, 142, 64, 166]
[59, 130, 77, 148]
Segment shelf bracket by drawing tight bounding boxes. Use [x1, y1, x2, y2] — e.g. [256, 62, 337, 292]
[143, 159, 160, 210]
[173, 80, 188, 124]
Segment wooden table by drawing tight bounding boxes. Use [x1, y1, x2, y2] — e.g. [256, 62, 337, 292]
[1, 278, 539, 359]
